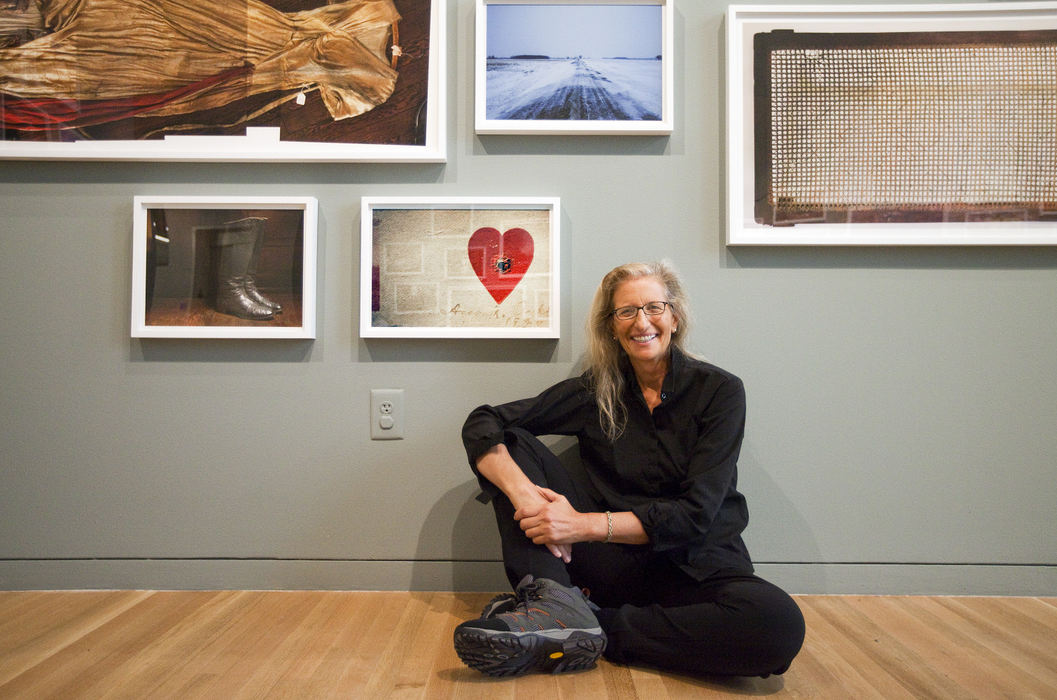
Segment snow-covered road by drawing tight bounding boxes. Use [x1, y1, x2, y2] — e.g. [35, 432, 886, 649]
[486, 58, 662, 121]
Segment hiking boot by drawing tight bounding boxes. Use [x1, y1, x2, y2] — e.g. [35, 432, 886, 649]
[453, 576, 606, 676]
[480, 586, 598, 619]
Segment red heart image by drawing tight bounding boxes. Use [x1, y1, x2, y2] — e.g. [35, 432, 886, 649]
[468, 227, 535, 304]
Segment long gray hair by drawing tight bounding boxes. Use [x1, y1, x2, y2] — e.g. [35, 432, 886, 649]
[584, 260, 694, 440]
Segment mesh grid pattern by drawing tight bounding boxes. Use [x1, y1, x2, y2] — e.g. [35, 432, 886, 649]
[769, 44, 1057, 210]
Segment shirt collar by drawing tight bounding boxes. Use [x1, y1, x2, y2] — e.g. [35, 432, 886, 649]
[620, 345, 685, 402]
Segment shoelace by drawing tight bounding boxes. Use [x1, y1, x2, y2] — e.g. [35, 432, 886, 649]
[517, 581, 545, 603]
[493, 581, 566, 631]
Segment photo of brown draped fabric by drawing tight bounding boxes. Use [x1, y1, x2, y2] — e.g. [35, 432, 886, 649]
[0, 0, 431, 145]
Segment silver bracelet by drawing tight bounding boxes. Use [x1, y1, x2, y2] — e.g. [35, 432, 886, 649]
[604, 511, 613, 543]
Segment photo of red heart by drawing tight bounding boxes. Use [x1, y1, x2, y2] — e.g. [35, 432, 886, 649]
[467, 227, 534, 304]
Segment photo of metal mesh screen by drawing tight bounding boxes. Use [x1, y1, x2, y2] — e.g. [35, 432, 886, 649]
[753, 30, 1057, 227]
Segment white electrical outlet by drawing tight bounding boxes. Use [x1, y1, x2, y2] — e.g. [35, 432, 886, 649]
[370, 389, 404, 440]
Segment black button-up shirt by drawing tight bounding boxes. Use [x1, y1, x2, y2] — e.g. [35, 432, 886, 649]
[462, 347, 753, 580]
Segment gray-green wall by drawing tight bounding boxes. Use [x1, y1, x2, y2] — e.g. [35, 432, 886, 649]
[2, 0, 1055, 594]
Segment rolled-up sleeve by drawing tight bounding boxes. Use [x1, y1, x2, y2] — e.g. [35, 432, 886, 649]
[461, 377, 591, 472]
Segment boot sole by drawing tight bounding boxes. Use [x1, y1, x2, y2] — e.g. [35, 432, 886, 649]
[454, 627, 606, 677]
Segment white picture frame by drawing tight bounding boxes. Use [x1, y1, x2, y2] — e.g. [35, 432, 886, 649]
[131, 196, 317, 339]
[360, 196, 561, 338]
[1, 1, 445, 163]
[727, 2, 1057, 245]
[475, 0, 673, 135]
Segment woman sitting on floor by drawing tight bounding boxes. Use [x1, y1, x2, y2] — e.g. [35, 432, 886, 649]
[454, 260, 805, 678]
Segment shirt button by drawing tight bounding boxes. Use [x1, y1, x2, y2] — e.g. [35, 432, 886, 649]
[660, 393, 667, 400]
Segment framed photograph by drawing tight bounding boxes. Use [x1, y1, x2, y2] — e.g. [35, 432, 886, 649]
[361, 197, 560, 338]
[0, 0, 445, 162]
[475, 0, 673, 135]
[131, 196, 317, 339]
[727, 3, 1057, 245]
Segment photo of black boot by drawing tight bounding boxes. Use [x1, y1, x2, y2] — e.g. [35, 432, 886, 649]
[212, 220, 275, 321]
[239, 217, 283, 315]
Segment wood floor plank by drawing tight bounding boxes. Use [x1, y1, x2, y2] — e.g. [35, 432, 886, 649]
[795, 596, 917, 699]
[0, 590, 154, 687]
[251, 593, 355, 695]
[1, 592, 1055, 699]
[871, 596, 1031, 697]
[397, 593, 455, 700]
[928, 597, 1057, 691]
[230, 592, 355, 699]
[243, 592, 384, 700]
[285, 591, 389, 698]
[1, 591, 215, 698]
[93, 590, 255, 699]
[905, 596, 1057, 700]
[599, 662, 639, 699]
[840, 596, 976, 699]
[147, 592, 286, 699]
[362, 592, 434, 697]
[330, 592, 426, 696]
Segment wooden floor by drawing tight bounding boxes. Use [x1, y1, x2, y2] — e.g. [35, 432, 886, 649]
[145, 294, 302, 329]
[1, 591, 1055, 699]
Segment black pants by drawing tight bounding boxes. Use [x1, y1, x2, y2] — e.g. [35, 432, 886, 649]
[479, 428, 805, 678]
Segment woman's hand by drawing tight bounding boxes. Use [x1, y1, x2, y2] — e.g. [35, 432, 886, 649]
[513, 486, 574, 563]
[475, 446, 574, 562]
[514, 486, 589, 552]
[519, 486, 651, 548]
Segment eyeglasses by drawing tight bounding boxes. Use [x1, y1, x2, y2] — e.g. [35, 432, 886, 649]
[611, 301, 670, 321]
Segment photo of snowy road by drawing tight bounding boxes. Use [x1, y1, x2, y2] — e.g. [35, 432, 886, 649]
[484, 3, 664, 123]
[486, 57, 662, 121]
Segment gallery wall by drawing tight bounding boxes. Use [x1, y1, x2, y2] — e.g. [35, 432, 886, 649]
[1, 0, 1055, 594]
